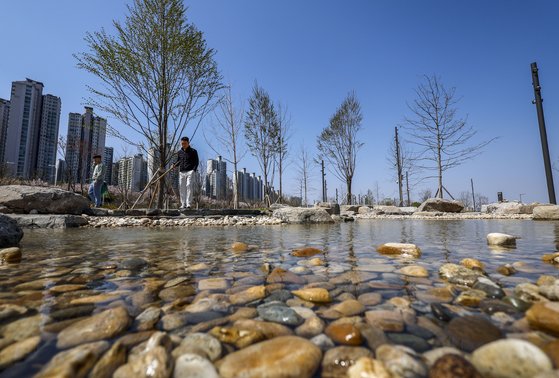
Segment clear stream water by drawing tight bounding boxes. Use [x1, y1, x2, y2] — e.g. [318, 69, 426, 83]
[1, 219, 559, 376]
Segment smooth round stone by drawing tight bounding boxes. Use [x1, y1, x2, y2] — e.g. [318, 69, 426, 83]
[90, 341, 127, 378]
[291, 288, 331, 303]
[114, 332, 173, 378]
[387, 333, 430, 353]
[57, 307, 131, 349]
[417, 287, 454, 303]
[231, 242, 249, 252]
[70, 293, 122, 305]
[290, 306, 316, 319]
[423, 347, 466, 367]
[396, 265, 429, 278]
[429, 354, 482, 378]
[0, 247, 22, 263]
[439, 264, 483, 286]
[347, 357, 391, 378]
[0, 304, 28, 322]
[218, 336, 322, 378]
[455, 289, 487, 307]
[160, 313, 189, 331]
[34, 341, 109, 378]
[174, 353, 218, 378]
[376, 344, 428, 378]
[503, 296, 532, 312]
[321, 346, 373, 378]
[377, 243, 421, 258]
[49, 284, 87, 293]
[365, 310, 404, 332]
[233, 319, 293, 339]
[472, 339, 553, 378]
[358, 292, 382, 306]
[0, 336, 41, 370]
[158, 285, 196, 301]
[544, 340, 559, 368]
[461, 258, 485, 271]
[325, 323, 363, 346]
[296, 316, 325, 338]
[291, 247, 323, 257]
[321, 299, 365, 319]
[266, 267, 307, 284]
[496, 264, 517, 276]
[479, 299, 518, 315]
[446, 315, 503, 352]
[264, 289, 292, 303]
[2, 314, 44, 342]
[134, 306, 161, 331]
[229, 285, 266, 305]
[526, 302, 559, 336]
[472, 277, 505, 299]
[257, 305, 303, 326]
[118, 257, 148, 270]
[487, 233, 518, 247]
[164, 276, 188, 288]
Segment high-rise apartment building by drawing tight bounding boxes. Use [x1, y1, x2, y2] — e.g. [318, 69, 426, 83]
[205, 156, 227, 200]
[65, 107, 107, 185]
[0, 98, 10, 163]
[237, 168, 263, 203]
[4, 79, 45, 178]
[117, 154, 147, 192]
[36, 94, 61, 182]
[103, 147, 114, 184]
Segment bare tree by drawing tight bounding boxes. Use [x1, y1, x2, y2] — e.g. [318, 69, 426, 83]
[459, 191, 473, 210]
[244, 83, 279, 206]
[475, 193, 489, 211]
[388, 127, 421, 206]
[296, 144, 314, 207]
[419, 188, 432, 203]
[275, 103, 291, 204]
[204, 86, 246, 209]
[404, 74, 496, 199]
[317, 91, 364, 204]
[57, 136, 77, 191]
[75, 0, 223, 208]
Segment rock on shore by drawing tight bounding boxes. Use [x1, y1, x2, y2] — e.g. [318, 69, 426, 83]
[0, 214, 23, 248]
[0, 185, 90, 215]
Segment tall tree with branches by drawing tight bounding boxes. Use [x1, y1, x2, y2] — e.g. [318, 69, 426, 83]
[404, 74, 496, 199]
[75, 0, 222, 208]
[275, 103, 291, 204]
[204, 86, 246, 209]
[296, 144, 314, 207]
[244, 83, 279, 206]
[387, 127, 421, 206]
[317, 91, 364, 205]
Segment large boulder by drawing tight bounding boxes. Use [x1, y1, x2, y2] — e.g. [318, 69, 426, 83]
[374, 205, 402, 215]
[0, 214, 23, 248]
[273, 207, 334, 224]
[533, 205, 559, 220]
[7, 214, 88, 229]
[417, 198, 464, 213]
[0, 185, 90, 215]
[485, 202, 540, 215]
[315, 202, 340, 215]
[340, 205, 360, 214]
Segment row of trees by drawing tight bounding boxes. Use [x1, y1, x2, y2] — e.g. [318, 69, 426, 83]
[75, 0, 496, 209]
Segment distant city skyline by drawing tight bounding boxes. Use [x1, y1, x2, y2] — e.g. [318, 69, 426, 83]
[1, 1, 558, 203]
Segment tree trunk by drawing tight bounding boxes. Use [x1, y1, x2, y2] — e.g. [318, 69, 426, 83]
[279, 157, 283, 204]
[437, 146, 443, 199]
[157, 142, 166, 209]
[346, 179, 352, 205]
[233, 162, 239, 210]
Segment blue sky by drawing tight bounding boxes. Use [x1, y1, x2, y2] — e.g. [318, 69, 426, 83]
[1, 0, 558, 203]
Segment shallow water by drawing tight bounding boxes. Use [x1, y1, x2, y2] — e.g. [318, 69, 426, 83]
[1, 219, 559, 376]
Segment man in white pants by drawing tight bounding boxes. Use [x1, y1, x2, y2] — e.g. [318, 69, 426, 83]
[174, 137, 199, 210]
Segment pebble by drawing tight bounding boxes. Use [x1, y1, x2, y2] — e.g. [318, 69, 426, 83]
[158, 285, 196, 301]
[296, 316, 325, 337]
[386, 333, 431, 352]
[70, 293, 122, 305]
[325, 323, 363, 346]
[357, 292, 382, 306]
[90, 341, 127, 377]
[1, 314, 44, 342]
[257, 304, 303, 326]
[365, 310, 404, 332]
[439, 264, 483, 286]
[218, 336, 322, 378]
[416, 287, 454, 303]
[321, 299, 365, 319]
[198, 278, 228, 291]
[473, 277, 506, 299]
[57, 306, 131, 348]
[423, 347, 466, 367]
[114, 332, 173, 378]
[229, 285, 266, 305]
[134, 306, 161, 331]
[267, 267, 307, 284]
[429, 354, 482, 378]
[396, 265, 429, 277]
[0, 247, 22, 263]
[377, 243, 421, 258]
[455, 289, 487, 307]
[497, 264, 517, 276]
[233, 319, 293, 339]
[311, 333, 336, 350]
[526, 302, 559, 336]
[376, 344, 428, 378]
[35, 341, 109, 378]
[321, 346, 373, 378]
[486, 232, 519, 247]
[119, 257, 148, 270]
[0, 335, 41, 370]
[472, 339, 553, 378]
[291, 288, 331, 303]
[291, 247, 323, 257]
[174, 353, 219, 378]
[0, 304, 28, 322]
[347, 357, 392, 378]
[446, 315, 503, 352]
[172, 332, 222, 361]
[461, 258, 485, 271]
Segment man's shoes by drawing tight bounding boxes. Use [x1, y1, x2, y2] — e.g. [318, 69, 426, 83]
[186, 206, 191, 210]
[179, 205, 186, 210]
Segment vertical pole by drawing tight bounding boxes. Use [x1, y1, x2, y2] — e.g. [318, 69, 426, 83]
[531, 62, 557, 204]
[471, 178, 476, 211]
[335, 188, 338, 204]
[321, 160, 326, 202]
[406, 171, 410, 206]
[395, 127, 404, 207]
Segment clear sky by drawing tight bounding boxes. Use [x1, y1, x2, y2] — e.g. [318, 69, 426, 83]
[1, 1, 558, 204]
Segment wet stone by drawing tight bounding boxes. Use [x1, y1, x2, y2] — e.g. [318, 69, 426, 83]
[479, 299, 518, 315]
[90, 340, 127, 378]
[0, 304, 27, 322]
[174, 353, 219, 378]
[324, 323, 363, 346]
[34, 341, 109, 378]
[446, 315, 503, 352]
[321, 346, 373, 378]
[347, 357, 392, 378]
[172, 332, 222, 361]
[257, 304, 303, 326]
[357, 292, 382, 306]
[526, 302, 559, 336]
[291, 288, 331, 303]
[387, 332, 431, 353]
[365, 310, 404, 332]
[296, 316, 325, 338]
[118, 257, 148, 270]
[158, 285, 196, 302]
[291, 247, 323, 257]
[375, 344, 428, 378]
[473, 277, 506, 299]
[0, 335, 41, 370]
[429, 354, 482, 378]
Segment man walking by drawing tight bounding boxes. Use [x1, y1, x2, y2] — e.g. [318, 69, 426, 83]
[174, 137, 199, 209]
[89, 154, 106, 207]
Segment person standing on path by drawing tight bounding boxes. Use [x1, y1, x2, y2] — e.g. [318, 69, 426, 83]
[89, 154, 106, 207]
[174, 136, 199, 209]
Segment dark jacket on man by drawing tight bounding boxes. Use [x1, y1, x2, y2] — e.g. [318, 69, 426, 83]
[175, 147, 199, 172]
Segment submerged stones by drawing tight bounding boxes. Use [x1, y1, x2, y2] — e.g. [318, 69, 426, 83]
[377, 243, 421, 258]
[291, 288, 331, 303]
[429, 354, 481, 378]
[446, 315, 503, 352]
[218, 336, 322, 378]
[0, 247, 22, 264]
[291, 247, 323, 257]
[57, 307, 131, 349]
[439, 263, 483, 286]
[526, 302, 559, 336]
